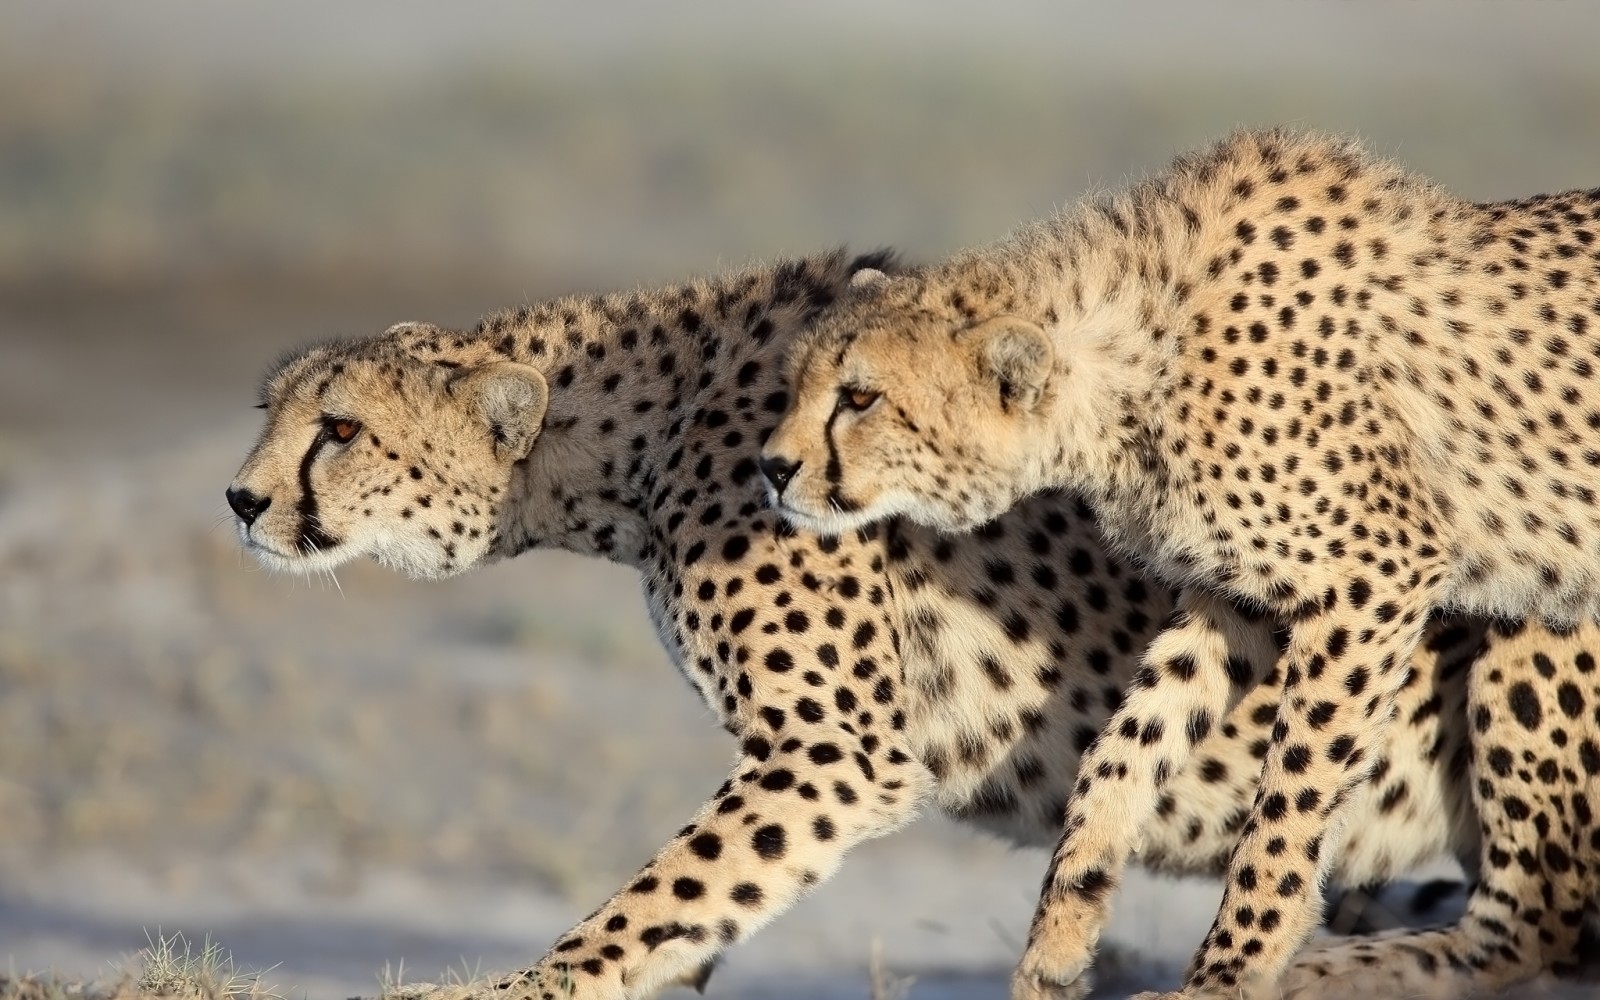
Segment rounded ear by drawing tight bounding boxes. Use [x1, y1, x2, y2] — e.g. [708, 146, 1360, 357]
[849, 267, 890, 290]
[383, 321, 437, 336]
[961, 316, 1053, 412]
[452, 362, 549, 462]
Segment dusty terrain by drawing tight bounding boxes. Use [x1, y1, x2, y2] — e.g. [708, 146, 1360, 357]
[4, 3, 1600, 997]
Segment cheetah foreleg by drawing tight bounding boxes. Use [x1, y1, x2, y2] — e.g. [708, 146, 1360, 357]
[1171, 584, 1440, 999]
[496, 721, 933, 999]
[1011, 590, 1280, 1000]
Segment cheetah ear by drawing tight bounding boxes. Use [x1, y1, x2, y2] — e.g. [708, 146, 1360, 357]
[849, 267, 889, 290]
[453, 362, 549, 462]
[382, 320, 438, 337]
[962, 316, 1053, 412]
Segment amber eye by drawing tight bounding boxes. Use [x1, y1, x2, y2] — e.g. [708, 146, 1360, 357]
[326, 418, 361, 443]
[839, 387, 880, 412]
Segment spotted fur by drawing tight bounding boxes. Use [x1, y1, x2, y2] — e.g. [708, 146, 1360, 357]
[766, 129, 1600, 997]
[229, 246, 1596, 1000]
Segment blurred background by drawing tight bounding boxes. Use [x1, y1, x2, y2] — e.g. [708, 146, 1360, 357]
[2, 2, 1599, 997]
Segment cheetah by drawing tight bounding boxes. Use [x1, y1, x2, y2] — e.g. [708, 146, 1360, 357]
[763, 128, 1600, 997]
[226, 248, 1595, 1000]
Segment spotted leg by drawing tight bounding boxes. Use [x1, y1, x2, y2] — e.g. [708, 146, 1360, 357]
[486, 588, 936, 1000]
[1128, 569, 1444, 1000]
[1272, 619, 1600, 1000]
[1011, 589, 1282, 1000]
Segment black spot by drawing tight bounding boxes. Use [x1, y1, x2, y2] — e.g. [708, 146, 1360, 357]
[689, 832, 723, 860]
[808, 743, 843, 765]
[1557, 682, 1585, 719]
[672, 877, 705, 900]
[766, 649, 795, 673]
[1508, 682, 1542, 731]
[853, 621, 877, 649]
[752, 824, 787, 859]
[1071, 868, 1113, 903]
[1582, 741, 1600, 775]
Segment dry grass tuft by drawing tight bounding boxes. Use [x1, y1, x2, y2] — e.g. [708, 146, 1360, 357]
[0, 933, 283, 1000]
[133, 932, 283, 1000]
[370, 957, 521, 1000]
[866, 940, 912, 1000]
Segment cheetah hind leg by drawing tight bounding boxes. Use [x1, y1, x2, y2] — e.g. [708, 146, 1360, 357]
[1272, 619, 1600, 1000]
[1270, 919, 1546, 1000]
[1128, 908, 1564, 1000]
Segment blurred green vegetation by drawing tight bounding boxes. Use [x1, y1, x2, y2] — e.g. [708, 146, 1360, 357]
[3, 54, 1598, 291]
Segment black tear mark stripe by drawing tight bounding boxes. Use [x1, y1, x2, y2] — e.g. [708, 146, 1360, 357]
[823, 405, 844, 484]
[821, 405, 861, 513]
[296, 429, 342, 554]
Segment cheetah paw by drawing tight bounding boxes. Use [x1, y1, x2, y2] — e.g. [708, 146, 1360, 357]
[1009, 904, 1106, 1000]
[1008, 970, 1094, 1000]
[1009, 950, 1095, 1000]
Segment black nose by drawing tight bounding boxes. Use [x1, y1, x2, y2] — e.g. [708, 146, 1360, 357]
[226, 486, 272, 526]
[759, 456, 800, 493]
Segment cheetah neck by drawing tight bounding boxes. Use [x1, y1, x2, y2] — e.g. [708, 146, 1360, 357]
[1034, 297, 1176, 504]
[432, 253, 867, 568]
[940, 212, 1190, 506]
[507, 313, 710, 567]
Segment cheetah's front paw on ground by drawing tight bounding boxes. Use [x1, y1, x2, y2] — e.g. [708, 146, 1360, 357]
[1008, 969, 1093, 1000]
[1009, 929, 1096, 1000]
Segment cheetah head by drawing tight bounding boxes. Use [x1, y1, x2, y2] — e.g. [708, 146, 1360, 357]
[762, 269, 1054, 535]
[226, 328, 547, 579]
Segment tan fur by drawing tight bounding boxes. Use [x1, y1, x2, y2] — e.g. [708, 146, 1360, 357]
[228, 248, 1597, 1000]
[231, 347, 545, 578]
[768, 129, 1600, 997]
